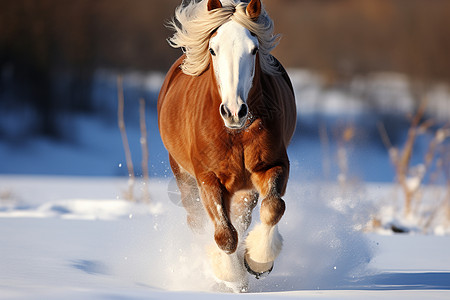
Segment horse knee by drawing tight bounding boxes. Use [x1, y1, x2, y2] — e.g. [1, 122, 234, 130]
[260, 197, 285, 226]
[214, 224, 238, 254]
[231, 191, 259, 234]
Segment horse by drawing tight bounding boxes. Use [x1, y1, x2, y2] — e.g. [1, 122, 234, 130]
[158, 0, 296, 291]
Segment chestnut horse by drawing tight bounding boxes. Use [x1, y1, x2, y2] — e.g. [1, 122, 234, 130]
[158, 0, 296, 291]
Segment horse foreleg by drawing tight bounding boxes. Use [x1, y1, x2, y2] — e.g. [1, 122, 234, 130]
[198, 174, 238, 255]
[230, 190, 259, 235]
[245, 165, 287, 278]
[199, 175, 249, 289]
[169, 155, 206, 233]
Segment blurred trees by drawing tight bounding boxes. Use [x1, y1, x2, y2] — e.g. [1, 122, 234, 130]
[1, 0, 449, 138]
[265, 0, 450, 82]
[0, 0, 180, 138]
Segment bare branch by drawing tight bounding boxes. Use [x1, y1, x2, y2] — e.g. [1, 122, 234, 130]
[117, 75, 135, 201]
[140, 97, 150, 203]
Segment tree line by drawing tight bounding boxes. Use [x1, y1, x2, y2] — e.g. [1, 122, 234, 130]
[1, 0, 449, 138]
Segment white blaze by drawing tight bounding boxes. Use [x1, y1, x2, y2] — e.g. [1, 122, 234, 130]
[209, 20, 258, 127]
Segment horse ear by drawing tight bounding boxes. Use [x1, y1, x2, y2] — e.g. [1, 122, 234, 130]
[207, 0, 222, 11]
[246, 0, 261, 20]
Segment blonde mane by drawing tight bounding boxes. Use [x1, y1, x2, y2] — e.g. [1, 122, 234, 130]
[167, 0, 280, 76]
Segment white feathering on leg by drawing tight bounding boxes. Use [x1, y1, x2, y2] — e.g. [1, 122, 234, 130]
[245, 223, 283, 263]
[206, 243, 248, 287]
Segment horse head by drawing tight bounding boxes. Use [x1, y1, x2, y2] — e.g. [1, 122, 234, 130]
[208, 0, 262, 130]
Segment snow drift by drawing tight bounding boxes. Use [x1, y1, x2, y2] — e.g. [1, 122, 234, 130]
[0, 176, 373, 294]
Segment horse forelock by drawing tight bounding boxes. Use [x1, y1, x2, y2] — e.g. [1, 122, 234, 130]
[167, 0, 280, 76]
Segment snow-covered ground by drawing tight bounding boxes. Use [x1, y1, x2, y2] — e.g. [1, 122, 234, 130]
[0, 68, 449, 298]
[0, 176, 449, 299]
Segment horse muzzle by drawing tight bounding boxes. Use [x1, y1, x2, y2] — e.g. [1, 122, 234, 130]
[220, 103, 248, 130]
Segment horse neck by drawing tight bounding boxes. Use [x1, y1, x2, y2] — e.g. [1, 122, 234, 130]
[247, 54, 263, 109]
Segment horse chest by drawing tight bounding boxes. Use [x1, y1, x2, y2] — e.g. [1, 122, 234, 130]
[206, 124, 273, 192]
[204, 135, 246, 183]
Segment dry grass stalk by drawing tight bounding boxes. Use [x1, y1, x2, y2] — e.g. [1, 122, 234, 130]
[336, 125, 355, 188]
[418, 127, 450, 229]
[139, 97, 150, 203]
[319, 122, 354, 185]
[319, 122, 331, 180]
[442, 145, 450, 222]
[398, 101, 428, 215]
[379, 100, 428, 216]
[379, 99, 450, 225]
[117, 75, 135, 201]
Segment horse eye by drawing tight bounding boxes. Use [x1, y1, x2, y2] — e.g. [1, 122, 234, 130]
[251, 47, 258, 55]
[209, 48, 216, 56]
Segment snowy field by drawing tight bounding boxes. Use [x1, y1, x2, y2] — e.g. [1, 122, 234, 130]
[0, 176, 449, 299]
[1, 69, 449, 298]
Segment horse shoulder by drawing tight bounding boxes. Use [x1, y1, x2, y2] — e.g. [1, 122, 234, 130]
[243, 60, 296, 172]
[159, 59, 224, 177]
[158, 55, 195, 173]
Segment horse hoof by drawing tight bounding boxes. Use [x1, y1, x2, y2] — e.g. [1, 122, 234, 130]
[214, 226, 238, 254]
[244, 253, 274, 279]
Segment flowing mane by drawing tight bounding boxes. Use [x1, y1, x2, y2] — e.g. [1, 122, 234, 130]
[167, 0, 280, 76]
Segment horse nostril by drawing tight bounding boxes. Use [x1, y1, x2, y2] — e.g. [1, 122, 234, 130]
[238, 104, 248, 119]
[220, 104, 231, 118]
